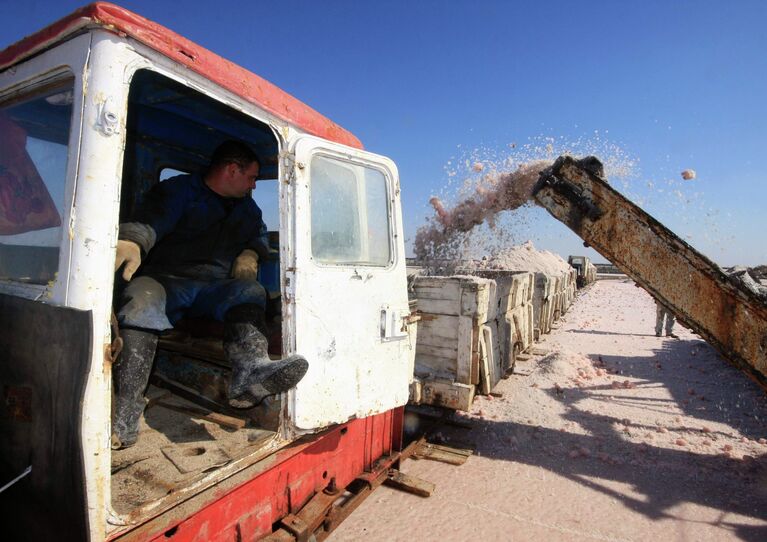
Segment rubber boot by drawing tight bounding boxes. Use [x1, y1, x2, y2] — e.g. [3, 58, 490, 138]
[112, 328, 158, 449]
[224, 304, 308, 409]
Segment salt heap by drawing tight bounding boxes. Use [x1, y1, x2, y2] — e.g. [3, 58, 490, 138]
[466, 240, 572, 275]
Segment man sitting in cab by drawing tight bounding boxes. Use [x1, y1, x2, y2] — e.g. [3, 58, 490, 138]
[112, 140, 308, 449]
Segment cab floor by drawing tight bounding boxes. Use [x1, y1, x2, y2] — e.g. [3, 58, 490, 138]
[110, 385, 275, 514]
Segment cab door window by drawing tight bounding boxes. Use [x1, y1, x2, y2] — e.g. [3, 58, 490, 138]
[310, 155, 391, 266]
[0, 78, 74, 284]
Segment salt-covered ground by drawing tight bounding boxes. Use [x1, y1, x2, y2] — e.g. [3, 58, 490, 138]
[330, 280, 767, 542]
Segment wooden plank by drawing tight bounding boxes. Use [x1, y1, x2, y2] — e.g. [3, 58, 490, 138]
[413, 279, 463, 299]
[488, 322, 502, 387]
[478, 324, 502, 394]
[414, 298, 463, 316]
[414, 443, 472, 465]
[414, 355, 461, 380]
[154, 401, 247, 430]
[383, 470, 434, 498]
[415, 343, 458, 359]
[399, 436, 427, 461]
[457, 316, 473, 384]
[478, 326, 491, 395]
[483, 279, 499, 321]
[421, 380, 474, 411]
[417, 315, 461, 343]
[462, 280, 491, 321]
[428, 442, 474, 457]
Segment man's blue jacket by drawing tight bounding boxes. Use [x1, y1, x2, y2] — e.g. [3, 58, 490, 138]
[119, 173, 269, 280]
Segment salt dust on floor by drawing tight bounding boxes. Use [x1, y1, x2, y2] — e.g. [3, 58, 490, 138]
[329, 280, 767, 542]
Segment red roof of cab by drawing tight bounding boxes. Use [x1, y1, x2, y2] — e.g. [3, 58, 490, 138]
[0, 2, 363, 149]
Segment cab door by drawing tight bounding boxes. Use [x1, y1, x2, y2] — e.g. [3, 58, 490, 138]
[0, 33, 93, 540]
[284, 136, 413, 431]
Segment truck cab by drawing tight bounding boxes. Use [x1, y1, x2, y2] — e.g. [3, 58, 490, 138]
[0, 4, 414, 540]
[567, 255, 595, 288]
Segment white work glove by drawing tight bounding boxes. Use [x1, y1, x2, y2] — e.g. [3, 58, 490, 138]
[232, 249, 259, 280]
[115, 240, 141, 281]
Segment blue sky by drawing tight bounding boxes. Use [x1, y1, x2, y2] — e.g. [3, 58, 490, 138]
[2, 0, 765, 265]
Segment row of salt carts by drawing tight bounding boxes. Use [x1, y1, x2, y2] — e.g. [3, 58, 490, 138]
[408, 267, 581, 411]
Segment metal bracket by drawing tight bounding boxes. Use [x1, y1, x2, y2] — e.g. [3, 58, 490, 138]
[95, 98, 120, 136]
[281, 150, 296, 184]
[280, 514, 311, 542]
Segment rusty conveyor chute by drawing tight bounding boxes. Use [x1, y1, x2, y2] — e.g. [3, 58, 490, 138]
[533, 156, 767, 389]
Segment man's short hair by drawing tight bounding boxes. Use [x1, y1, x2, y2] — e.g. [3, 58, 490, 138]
[209, 140, 261, 170]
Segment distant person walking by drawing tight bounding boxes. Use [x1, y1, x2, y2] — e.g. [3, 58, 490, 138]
[655, 301, 678, 338]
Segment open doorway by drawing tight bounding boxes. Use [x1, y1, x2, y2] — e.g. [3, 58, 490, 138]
[111, 69, 285, 515]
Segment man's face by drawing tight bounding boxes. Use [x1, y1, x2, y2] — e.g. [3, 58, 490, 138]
[227, 161, 260, 198]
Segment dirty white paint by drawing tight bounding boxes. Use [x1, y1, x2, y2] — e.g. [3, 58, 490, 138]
[287, 136, 414, 431]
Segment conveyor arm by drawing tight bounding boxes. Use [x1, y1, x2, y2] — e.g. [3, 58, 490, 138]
[533, 156, 767, 388]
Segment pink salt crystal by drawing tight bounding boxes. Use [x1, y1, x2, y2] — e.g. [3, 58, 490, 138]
[681, 169, 696, 180]
[722, 444, 733, 452]
[472, 162, 484, 172]
[569, 450, 580, 459]
[701, 440, 711, 446]
[579, 447, 591, 457]
[657, 427, 669, 434]
[701, 426, 712, 433]
[675, 438, 688, 446]
[740, 437, 749, 443]
[611, 381, 621, 389]
[758, 438, 767, 445]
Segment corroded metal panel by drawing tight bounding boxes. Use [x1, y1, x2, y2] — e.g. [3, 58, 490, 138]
[534, 156, 767, 386]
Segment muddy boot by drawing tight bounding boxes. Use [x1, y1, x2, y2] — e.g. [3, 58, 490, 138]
[112, 328, 158, 449]
[224, 305, 308, 409]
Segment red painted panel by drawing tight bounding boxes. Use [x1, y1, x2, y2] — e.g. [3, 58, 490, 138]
[112, 408, 404, 541]
[0, 3, 363, 150]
